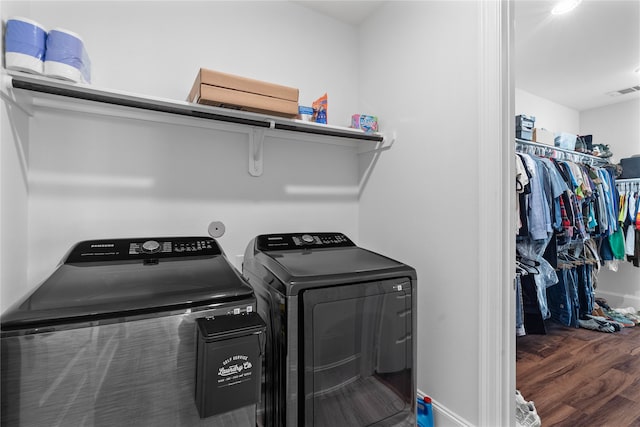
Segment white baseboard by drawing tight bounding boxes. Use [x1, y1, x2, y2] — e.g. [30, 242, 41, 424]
[595, 290, 640, 309]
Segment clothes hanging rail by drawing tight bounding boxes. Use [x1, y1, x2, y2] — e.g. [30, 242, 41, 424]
[515, 138, 609, 166]
[615, 178, 640, 192]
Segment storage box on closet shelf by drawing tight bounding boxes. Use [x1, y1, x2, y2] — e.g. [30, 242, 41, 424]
[516, 114, 535, 141]
[533, 128, 554, 146]
[514, 115, 610, 167]
[620, 155, 640, 179]
[4, 17, 91, 84]
[554, 132, 576, 150]
[553, 132, 613, 160]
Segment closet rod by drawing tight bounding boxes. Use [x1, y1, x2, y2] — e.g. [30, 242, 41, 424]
[515, 138, 609, 166]
[615, 178, 640, 191]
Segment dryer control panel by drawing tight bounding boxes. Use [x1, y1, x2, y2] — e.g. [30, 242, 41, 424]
[65, 237, 222, 263]
[256, 233, 355, 251]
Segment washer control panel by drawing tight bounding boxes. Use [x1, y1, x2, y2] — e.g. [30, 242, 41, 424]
[256, 232, 354, 251]
[65, 237, 221, 263]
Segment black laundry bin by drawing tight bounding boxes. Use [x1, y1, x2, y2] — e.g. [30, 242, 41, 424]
[195, 312, 266, 419]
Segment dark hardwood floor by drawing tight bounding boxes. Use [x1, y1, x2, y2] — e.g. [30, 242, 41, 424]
[517, 320, 640, 427]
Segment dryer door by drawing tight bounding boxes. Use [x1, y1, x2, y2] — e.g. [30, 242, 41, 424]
[300, 278, 414, 426]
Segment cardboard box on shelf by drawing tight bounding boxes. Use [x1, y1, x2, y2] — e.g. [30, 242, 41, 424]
[188, 68, 299, 118]
[194, 84, 299, 117]
[533, 128, 554, 146]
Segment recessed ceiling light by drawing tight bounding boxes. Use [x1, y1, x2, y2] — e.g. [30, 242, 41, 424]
[551, 0, 582, 15]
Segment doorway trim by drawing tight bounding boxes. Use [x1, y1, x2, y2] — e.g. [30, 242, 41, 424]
[477, 0, 516, 425]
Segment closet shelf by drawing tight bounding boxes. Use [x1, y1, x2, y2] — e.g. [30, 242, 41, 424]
[2, 70, 388, 176]
[515, 138, 609, 167]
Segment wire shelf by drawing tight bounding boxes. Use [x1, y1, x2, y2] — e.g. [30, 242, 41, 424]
[515, 138, 610, 166]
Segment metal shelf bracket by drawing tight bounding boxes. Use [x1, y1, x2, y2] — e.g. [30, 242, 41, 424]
[1, 74, 33, 117]
[248, 121, 274, 177]
[357, 131, 396, 155]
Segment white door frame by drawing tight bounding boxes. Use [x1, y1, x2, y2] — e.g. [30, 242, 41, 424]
[477, 0, 515, 426]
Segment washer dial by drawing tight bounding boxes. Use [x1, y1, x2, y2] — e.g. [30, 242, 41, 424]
[141, 240, 161, 253]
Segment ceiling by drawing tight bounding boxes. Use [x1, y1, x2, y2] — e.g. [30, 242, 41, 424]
[293, 0, 640, 112]
[290, 1, 385, 26]
[515, 0, 640, 111]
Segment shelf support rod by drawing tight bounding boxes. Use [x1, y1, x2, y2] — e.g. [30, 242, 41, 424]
[357, 131, 396, 155]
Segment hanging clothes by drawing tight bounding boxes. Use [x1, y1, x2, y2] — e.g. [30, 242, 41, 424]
[616, 179, 640, 267]
[514, 145, 636, 336]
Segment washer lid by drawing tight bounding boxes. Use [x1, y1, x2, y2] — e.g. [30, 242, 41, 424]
[1, 237, 254, 331]
[268, 246, 404, 278]
[249, 233, 415, 295]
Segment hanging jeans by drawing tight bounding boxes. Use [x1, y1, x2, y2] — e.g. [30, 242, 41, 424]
[577, 264, 594, 318]
[546, 267, 580, 328]
[516, 275, 525, 336]
[521, 274, 547, 334]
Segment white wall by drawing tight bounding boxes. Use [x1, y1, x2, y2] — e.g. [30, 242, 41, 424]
[358, 2, 489, 425]
[581, 98, 640, 162]
[1, 0, 364, 307]
[515, 87, 579, 134]
[581, 98, 640, 308]
[21, 1, 359, 127]
[0, 0, 31, 313]
[0, 80, 30, 313]
[26, 110, 363, 287]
